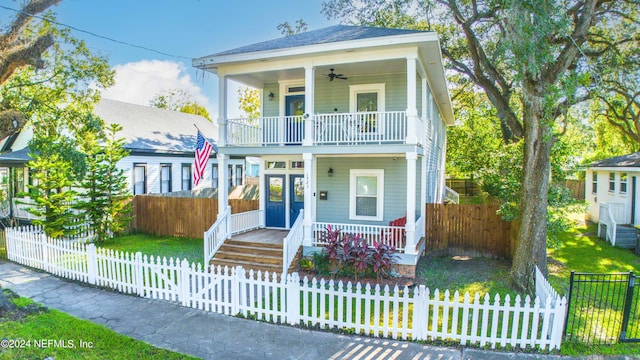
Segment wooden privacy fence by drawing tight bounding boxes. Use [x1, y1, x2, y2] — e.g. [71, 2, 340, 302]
[130, 196, 259, 238]
[425, 204, 514, 258]
[5, 226, 567, 350]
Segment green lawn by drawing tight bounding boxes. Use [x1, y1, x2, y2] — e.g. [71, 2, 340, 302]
[416, 219, 640, 356]
[0, 291, 196, 360]
[97, 233, 204, 266]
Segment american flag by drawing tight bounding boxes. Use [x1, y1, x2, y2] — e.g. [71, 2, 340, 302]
[193, 130, 214, 186]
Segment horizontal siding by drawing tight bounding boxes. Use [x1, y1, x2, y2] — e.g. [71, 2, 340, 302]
[117, 155, 244, 195]
[263, 73, 409, 117]
[316, 156, 406, 226]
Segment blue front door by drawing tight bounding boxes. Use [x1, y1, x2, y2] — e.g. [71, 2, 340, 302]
[285, 95, 304, 144]
[290, 175, 304, 226]
[266, 175, 285, 228]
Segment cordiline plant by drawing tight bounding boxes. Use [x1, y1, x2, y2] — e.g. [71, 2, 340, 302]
[371, 241, 398, 279]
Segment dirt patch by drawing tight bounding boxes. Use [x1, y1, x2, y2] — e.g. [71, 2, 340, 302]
[0, 288, 48, 322]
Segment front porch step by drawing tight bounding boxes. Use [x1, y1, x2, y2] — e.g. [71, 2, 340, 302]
[614, 225, 638, 250]
[210, 239, 284, 274]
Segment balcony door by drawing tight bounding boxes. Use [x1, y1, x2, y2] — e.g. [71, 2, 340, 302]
[285, 95, 304, 144]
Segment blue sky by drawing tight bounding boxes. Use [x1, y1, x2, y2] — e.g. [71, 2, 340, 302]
[0, 0, 338, 117]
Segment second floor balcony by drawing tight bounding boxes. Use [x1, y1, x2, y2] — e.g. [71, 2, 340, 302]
[225, 110, 424, 147]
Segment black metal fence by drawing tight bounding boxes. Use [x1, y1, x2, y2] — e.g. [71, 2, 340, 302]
[564, 271, 639, 344]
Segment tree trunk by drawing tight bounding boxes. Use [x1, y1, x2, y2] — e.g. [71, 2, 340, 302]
[510, 80, 552, 295]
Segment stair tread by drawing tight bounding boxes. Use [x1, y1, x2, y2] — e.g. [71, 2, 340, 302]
[225, 240, 282, 249]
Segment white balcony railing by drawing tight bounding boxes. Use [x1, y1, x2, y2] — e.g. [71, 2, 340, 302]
[314, 111, 408, 145]
[445, 186, 459, 204]
[283, 209, 304, 274]
[225, 111, 417, 147]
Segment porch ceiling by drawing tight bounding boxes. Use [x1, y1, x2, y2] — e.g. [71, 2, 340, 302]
[228, 58, 407, 86]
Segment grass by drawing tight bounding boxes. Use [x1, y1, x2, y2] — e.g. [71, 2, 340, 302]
[97, 233, 204, 266]
[0, 291, 197, 360]
[415, 218, 640, 356]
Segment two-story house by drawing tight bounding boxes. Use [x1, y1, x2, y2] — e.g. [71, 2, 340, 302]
[194, 25, 454, 276]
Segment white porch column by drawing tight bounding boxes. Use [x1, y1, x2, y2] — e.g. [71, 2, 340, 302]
[405, 152, 418, 254]
[406, 57, 418, 145]
[217, 153, 228, 218]
[303, 66, 315, 146]
[218, 74, 228, 147]
[421, 77, 428, 145]
[303, 153, 314, 246]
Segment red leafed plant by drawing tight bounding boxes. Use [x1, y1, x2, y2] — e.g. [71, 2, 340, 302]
[371, 240, 398, 279]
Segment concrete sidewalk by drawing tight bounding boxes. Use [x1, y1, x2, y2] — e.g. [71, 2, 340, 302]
[0, 261, 627, 360]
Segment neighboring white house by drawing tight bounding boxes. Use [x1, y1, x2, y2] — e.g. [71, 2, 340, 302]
[193, 25, 455, 273]
[0, 99, 245, 220]
[585, 152, 640, 249]
[585, 152, 640, 224]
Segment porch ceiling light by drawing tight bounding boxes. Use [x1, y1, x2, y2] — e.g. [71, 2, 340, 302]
[328, 168, 334, 177]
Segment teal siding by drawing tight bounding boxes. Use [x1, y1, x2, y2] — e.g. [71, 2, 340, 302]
[263, 83, 279, 117]
[263, 73, 411, 117]
[316, 156, 407, 225]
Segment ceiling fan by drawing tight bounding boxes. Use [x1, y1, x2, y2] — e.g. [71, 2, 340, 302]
[325, 68, 348, 81]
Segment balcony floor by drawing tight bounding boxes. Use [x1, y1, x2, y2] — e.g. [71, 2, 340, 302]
[231, 228, 287, 245]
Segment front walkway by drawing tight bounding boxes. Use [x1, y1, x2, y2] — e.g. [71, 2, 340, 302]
[0, 260, 573, 360]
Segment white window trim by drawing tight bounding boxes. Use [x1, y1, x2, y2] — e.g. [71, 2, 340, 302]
[349, 169, 384, 221]
[592, 171, 598, 195]
[620, 173, 628, 195]
[349, 83, 386, 113]
[608, 173, 616, 193]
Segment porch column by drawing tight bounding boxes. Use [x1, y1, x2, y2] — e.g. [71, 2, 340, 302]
[303, 66, 315, 146]
[406, 57, 418, 145]
[218, 74, 228, 147]
[405, 152, 418, 254]
[421, 77, 428, 145]
[303, 153, 314, 246]
[217, 153, 229, 218]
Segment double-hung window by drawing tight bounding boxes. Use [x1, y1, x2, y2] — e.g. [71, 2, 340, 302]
[609, 173, 616, 192]
[160, 164, 172, 193]
[592, 171, 598, 194]
[133, 164, 147, 195]
[182, 164, 192, 191]
[349, 169, 384, 221]
[620, 173, 628, 194]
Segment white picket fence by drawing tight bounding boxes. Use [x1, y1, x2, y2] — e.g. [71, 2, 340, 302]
[5, 226, 567, 350]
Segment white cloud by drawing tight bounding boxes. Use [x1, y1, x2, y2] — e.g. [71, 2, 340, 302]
[100, 60, 212, 110]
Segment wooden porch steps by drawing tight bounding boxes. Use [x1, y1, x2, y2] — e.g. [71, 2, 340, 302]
[210, 240, 301, 274]
[615, 225, 638, 250]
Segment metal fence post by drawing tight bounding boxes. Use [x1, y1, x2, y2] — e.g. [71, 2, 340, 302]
[563, 271, 575, 338]
[619, 272, 636, 342]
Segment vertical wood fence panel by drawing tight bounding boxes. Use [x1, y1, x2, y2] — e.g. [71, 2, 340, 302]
[425, 204, 514, 258]
[130, 195, 258, 238]
[5, 226, 566, 350]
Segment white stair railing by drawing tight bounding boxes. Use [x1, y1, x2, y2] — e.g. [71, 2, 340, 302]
[204, 206, 231, 263]
[598, 203, 618, 246]
[282, 210, 304, 275]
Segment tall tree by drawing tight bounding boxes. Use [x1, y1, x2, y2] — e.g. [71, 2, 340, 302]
[79, 123, 132, 242]
[237, 87, 261, 121]
[277, 19, 308, 36]
[149, 89, 212, 121]
[2, 12, 114, 238]
[0, 0, 61, 138]
[323, 0, 639, 292]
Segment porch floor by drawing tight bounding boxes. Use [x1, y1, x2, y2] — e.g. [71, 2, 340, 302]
[231, 228, 288, 245]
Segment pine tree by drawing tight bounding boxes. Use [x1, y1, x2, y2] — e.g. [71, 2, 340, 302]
[79, 123, 131, 242]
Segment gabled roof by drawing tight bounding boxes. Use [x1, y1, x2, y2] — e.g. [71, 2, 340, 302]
[94, 99, 217, 154]
[0, 99, 219, 165]
[590, 152, 640, 168]
[210, 25, 426, 57]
